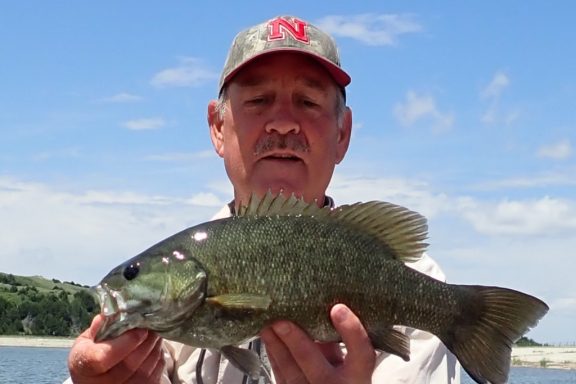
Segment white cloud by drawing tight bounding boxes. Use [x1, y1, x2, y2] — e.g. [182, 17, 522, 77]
[31, 147, 81, 161]
[538, 139, 573, 160]
[185, 192, 223, 207]
[457, 196, 576, 236]
[480, 71, 518, 125]
[481, 71, 510, 99]
[122, 117, 166, 130]
[0, 177, 226, 284]
[100, 93, 143, 103]
[74, 191, 175, 206]
[482, 107, 520, 125]
[151, 58, 218, 88]
[504, 109, 520, 124]
[551, 297, 576, 312]
[474, 171, 576, 190]
[329, 172, 576, 238]
[481, 108, 496, 124]
[316, 14, 422, 46]
[328, 173, 450, 218]
[394, 91, 454, 133]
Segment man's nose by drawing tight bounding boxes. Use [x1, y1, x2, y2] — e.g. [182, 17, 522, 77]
[265, 103, 300, 135]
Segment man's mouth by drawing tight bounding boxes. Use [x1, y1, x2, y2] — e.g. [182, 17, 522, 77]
[260, 152, 303, 162]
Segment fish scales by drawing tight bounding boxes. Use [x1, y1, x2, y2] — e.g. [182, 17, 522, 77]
[94, 192, 548, 384]
[171, 214, 457, 343]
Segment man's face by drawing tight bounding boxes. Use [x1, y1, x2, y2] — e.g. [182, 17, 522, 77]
[209, 52, 351, 206]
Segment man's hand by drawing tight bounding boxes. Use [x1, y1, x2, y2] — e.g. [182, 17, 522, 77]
[68, 315, 165, 384]
[261, 304, 376, 384]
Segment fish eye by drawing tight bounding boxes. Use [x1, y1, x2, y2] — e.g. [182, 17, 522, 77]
[123, 264, 140, 281]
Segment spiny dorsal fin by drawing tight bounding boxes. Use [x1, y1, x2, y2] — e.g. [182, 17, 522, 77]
[237, 192, 428, 262]
[237, 191, 331, 217]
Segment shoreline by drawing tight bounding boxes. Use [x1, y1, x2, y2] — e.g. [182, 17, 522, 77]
[0, 335, 75, 348]
[511, 346, 576, 370]
[0, 337, 575, 370]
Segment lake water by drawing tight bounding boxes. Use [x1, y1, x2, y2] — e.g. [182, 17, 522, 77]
[1, 346, 575, 383]
[460, 366, 576, 383]
[0, 346, 70, 383]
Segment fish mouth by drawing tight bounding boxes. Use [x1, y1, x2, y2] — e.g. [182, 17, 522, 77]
[94, 284, 123, 316]
[92, 284, 145, 342]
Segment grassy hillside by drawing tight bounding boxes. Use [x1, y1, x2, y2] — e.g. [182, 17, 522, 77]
[0, 272, 97, 336]
[1, 272, 88, 291]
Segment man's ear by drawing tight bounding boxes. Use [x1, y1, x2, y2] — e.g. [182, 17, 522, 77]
[208, 100, 225, 158]
[335, 107, 352, 164]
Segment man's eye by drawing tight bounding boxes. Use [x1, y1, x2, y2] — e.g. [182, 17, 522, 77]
[246, 97, 266, 105]
[302, 99, 319, 108]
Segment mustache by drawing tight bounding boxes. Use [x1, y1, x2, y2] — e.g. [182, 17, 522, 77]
[253, 133, 310, 157]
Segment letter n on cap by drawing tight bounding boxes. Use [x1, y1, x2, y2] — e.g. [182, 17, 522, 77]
[267, 17, 310, 44]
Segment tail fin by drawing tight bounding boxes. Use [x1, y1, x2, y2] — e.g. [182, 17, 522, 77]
[441, 286, 548, 384]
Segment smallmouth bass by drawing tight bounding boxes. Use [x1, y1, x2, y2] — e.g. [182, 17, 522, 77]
[94, 192, 548, 383]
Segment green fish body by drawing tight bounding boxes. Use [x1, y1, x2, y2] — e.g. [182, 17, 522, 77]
[95, 193, 548, 384]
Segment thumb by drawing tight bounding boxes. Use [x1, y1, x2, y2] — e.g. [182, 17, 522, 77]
[86, 314, 105, 340]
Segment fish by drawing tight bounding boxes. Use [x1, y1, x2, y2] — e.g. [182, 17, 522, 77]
[93, 192, 549, 384]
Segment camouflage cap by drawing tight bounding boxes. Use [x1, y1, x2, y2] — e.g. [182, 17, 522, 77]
[219, 15, 351, 94]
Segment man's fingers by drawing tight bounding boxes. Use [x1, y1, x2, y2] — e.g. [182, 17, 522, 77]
[124, 337, 166, 383]
[68, 315, 149, 377]
[262, 307, 376, 384]
[148, 349, 168, 383]
[317, 342, 344, 367]
[264, 321, 333, 383]
[261, 326, 298, 384]
[88, 330, 149, 374]
[120, 331, 162, 373]
[330, 304, 376, 376]
[140, 337, 165, 377]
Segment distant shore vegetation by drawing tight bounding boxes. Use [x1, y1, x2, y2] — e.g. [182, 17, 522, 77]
[0, 272, 97, 337]
[515, 336, 545, 347]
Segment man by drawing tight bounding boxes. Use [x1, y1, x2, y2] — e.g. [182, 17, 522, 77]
[66, 15, 460, 384]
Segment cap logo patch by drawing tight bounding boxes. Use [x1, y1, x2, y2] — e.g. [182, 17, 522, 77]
[267, 17, 309, 44]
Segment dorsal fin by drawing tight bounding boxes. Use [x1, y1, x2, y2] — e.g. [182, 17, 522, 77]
[237, 190, 331, 217]
[237, 192, 428, 262]
[330, 201, 428, 262]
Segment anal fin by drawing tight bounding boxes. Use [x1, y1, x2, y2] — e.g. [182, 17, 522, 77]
[368, 328, 411, 361]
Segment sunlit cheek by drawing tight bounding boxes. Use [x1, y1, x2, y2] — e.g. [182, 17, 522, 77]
[225, 154, 249, 179]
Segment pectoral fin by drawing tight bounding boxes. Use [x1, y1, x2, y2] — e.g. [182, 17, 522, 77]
[206, 293, 272, 311]
[369, 328, 411, 361]
[221, 345, 272, 381]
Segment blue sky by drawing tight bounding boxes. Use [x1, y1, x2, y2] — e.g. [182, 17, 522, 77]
[1, 2, 574, 344]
